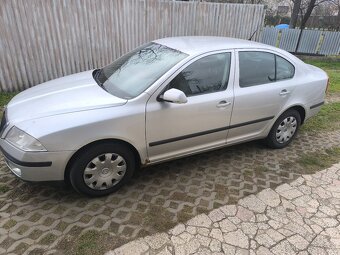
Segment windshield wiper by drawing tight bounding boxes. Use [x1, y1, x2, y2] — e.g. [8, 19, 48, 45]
[93, 69, 104, 86]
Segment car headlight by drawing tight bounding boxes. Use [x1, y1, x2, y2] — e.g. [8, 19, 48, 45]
[5, 126, 47, 152]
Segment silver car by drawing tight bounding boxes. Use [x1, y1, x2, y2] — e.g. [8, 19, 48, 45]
[0, 37, 328, 196]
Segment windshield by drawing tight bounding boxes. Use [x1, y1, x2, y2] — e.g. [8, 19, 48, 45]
[94, 43, 188, 99]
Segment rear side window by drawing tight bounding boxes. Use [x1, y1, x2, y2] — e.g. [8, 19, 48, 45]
[168, 53, 231, 96]
[239, 51, 295, 88]
[276, 55, 295, 81]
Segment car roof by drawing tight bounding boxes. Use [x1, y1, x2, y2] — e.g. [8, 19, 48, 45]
[153, 36, 279, 55]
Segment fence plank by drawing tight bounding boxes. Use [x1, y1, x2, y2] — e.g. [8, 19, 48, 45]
[260, 27, 340, 56]
[319, 31, 340, 56]
[260, 27, 279, 46]
[279, 28, 301, 52]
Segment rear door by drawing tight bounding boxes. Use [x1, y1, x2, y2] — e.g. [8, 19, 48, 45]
[227, 50, 296, 145]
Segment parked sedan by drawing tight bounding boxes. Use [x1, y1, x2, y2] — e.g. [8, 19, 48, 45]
[0, 37, 328, 196]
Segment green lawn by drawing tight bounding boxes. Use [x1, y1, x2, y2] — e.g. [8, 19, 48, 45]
[301, 102, 340, 132]
[303, 57, 340, 95]
[0, 93, 16, 111]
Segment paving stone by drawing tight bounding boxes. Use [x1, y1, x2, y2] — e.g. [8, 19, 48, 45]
[219, 218, 237, 233]
[3, 136, 340, 255]
[287, 234, 309, 250]
[222, 243, 236, 255]
[144, 233, 170, 250]
[235, 248, 249, 255]
[179, 232, 193, 243]
[256, 214, 268, 222]
[240, 222, 258, 237]
[270, 240, 296, 255]
[239, 195, 267, 213]
[319, 205, 337, 216]
[266, 229, 285, 242]
[170, 224, 185, 236]
[236, 207, 255, 222]
[184, 238, 200, 254]
[307, 246, 328, 255]
[171, 235, 185, 245]
[257, 189, 281, 207]
[209, 228, 224, 242]
[278, 188, 304, 200]
[186, 226, 196, 235]
[197, 227, 210, 237]
[113, 240, 149, 255]
[208, 209, 225, 222]
[224, 229, 249, 249]
[187, 214, 212, 228]
[209, 239, 222, 252]
[312, 234, 334, 248]
[157, 246, 173, 255]
[220, 205, 237, 217]
[196, 234, 211, 247]
[255, 233, 276, 248]
[257, 246, 274, 255]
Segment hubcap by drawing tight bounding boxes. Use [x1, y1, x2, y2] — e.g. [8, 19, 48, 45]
[276, 116, 297, 144]
[83, 153, 127, 190]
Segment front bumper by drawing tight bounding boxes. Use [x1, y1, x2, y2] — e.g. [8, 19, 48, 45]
[0, 138, 74, 181]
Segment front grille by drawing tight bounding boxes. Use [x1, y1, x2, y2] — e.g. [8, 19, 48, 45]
[0, 110, 7, 135]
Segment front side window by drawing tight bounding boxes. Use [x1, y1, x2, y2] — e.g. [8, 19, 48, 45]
[94, 43, 188, 99]
[168, 53, 231, 97]
[239, 51, 295, 88]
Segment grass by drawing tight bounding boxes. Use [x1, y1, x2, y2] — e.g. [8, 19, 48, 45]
[0, 184, 10, 193]
[303, 57, 340, 95]
[280, 147, 340, 175]
[0, 93, 16, 110]
[301, 102, 340, 132]
[296, 147, 340, 174]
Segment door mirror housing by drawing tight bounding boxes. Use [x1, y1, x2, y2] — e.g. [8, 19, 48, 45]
[160, 88, 188, 104]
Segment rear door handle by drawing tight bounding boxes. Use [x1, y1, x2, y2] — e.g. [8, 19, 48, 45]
[216, 100, 231, 108]
[279, 89, 290, 96]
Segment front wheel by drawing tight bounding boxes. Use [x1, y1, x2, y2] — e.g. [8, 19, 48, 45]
[265, 109, 301, 149]
[69, 141, 135, 196]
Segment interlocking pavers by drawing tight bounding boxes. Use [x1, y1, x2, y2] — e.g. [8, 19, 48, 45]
[106, 162, 340, 255]
[0, 131, 340, 254]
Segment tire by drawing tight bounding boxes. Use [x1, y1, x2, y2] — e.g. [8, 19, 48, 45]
[69, 141, 135, 196]
[265, 109, 301, 149]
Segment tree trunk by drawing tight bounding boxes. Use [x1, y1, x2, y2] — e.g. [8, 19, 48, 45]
[290, 0, 301, 28]
[337, 6, 340, 31]
[300, 0, 317, 29]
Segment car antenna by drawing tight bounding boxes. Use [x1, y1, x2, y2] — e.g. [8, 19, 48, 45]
[248, 28, 258, 41]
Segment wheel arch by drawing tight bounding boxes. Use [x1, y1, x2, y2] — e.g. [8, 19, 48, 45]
[64, 138, 142, 182]
[286, 105, 306, 124]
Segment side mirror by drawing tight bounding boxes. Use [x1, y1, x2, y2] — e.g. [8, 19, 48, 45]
[161, 88, 188, 104]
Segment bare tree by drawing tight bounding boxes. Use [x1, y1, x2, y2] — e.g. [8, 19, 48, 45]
[290, 0, 331, 29]
[329, 0, 340, 30]
[290, 0, 302, 28]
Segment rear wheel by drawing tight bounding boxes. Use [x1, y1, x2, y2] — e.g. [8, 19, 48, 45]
[69, 141, 135, 196]
[266, 109, 301, 149]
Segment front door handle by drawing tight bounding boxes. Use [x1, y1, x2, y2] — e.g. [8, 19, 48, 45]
[216, 100, 231, 108]
[279, 89, 290, 96]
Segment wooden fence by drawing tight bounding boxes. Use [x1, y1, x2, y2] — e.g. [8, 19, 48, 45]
[0, 0, 265, 92]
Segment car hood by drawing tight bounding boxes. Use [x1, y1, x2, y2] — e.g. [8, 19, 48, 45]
[6, 70, 127, 122]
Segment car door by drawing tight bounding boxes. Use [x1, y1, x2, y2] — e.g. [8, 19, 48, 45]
[146, 51, 235, 163]
[227, 50, 296, 145]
